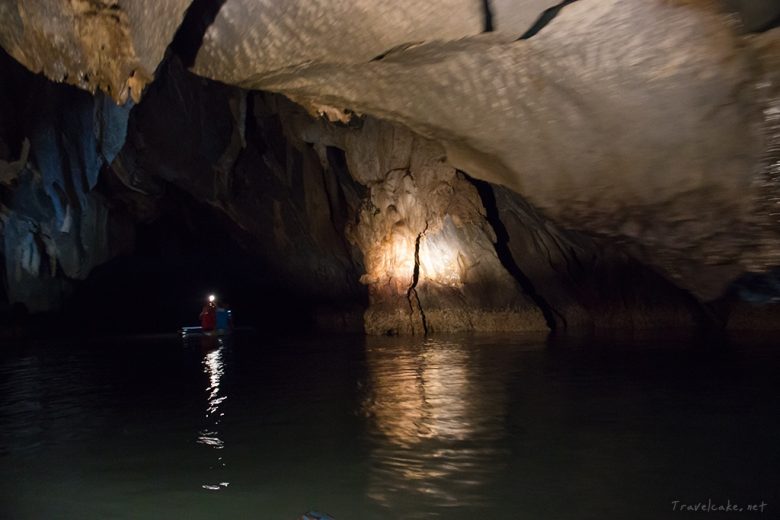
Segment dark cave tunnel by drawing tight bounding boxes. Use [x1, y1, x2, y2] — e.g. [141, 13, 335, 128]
[0, 45, 372, 338]
[61, 186, 345, 336]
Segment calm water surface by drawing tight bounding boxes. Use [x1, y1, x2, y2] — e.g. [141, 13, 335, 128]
[1, 333, 778, 519]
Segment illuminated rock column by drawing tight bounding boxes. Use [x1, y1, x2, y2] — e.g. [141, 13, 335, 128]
[345, 133, 546, 334]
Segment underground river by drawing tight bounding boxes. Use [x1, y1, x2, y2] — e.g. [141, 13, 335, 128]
[1, 333, 778, 519]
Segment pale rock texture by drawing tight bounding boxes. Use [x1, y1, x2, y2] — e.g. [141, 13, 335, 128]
[191, 0, 484, 86]
[194, 0, 780, 300]
[491, 0, 564, 37]
[340, 134, 548, 334]
[0, 0, 192, 103]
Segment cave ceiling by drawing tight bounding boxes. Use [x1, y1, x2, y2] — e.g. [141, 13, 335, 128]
[1, 0, 779, 300]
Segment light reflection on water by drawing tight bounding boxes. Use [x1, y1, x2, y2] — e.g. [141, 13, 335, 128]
[361, 338, 510, 513]
[197, 337, 229, 490]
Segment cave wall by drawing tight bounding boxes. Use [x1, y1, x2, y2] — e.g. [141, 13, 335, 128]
[0, 50, 133, 313]
[107, 58, 368, 327]
[116, 66, 707, 334]
[490, 185, 706, 330]
[268, 97, 709, 333]
[2, 0, 780, 334]
[319, 119, 548, 334]
[0, 49, 371, 327]
[0, 49, 711, 333]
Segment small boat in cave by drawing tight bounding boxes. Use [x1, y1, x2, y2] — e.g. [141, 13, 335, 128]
[182, 294, 234, 339]
[179, 324, 232, 338]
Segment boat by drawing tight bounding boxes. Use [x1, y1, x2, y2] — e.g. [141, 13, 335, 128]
[181, 294, 255, 342]
[183, 294, 234, 339]
[180, 325, 232, 338]
[182, 306, 233, 336]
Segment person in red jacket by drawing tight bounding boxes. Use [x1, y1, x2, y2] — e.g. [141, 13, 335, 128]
[199, 295, 217, 331]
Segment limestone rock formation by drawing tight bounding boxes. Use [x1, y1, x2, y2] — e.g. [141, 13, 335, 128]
[271, 99, 705, 332]
[190, 0, 483, 87]
[1, 0, 779, 333]
[321, 120, 548, 334]
[0, 51, 133, 311]
[0, 0, 192, 103]
[491, 184, 704, 329]
[190, 0, 780, 300]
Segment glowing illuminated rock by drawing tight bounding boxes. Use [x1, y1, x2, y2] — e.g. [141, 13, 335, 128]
[298, 112, 549, 333]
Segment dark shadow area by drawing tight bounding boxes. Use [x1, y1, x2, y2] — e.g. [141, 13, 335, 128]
[0, 49, 30, 162]
[167, 0, 227, 68]
[465, 174, 560, 331]
[705, 269, 780, 333]
[761, 11, 780, 32]
[729, 268, 780, 304]
[481, 0, 494, 32]
[721, 0, 780, 33]
[56, 186, 338, 337]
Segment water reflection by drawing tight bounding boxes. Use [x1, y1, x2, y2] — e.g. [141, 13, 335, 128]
[361, 337, 510, 512]
[198, 337, 229, 491]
